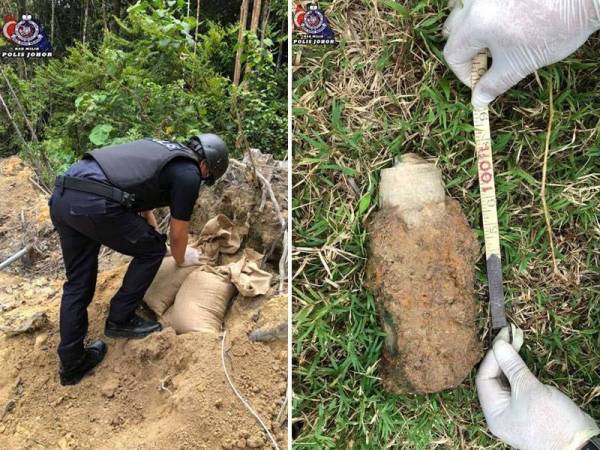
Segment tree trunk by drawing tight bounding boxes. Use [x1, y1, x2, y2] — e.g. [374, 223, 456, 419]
[233, 0, 250, 86]
[244, 0, 263, 75]
[194, 0, 201, 53]
[249, 0, 262, 34]
[110, 0, 121, 33]
[277, 17, 286, 67]
[259, 0, 270, 45]
[82, 0, 89, 44]
[102, 0, 108, 31]
[186, 0, 190, 17]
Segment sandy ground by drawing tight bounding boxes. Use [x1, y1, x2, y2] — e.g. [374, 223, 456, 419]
[0, 156, 288, 449]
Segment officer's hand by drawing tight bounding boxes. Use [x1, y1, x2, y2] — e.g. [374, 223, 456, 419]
[476, 327, 599, 450]
[176, 246, 205, 267]
[443, 0, 600, 107]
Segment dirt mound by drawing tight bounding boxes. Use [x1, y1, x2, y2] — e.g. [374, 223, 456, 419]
[0, 157, 56, 273]
[366, 156, 481, 394]
[0, 265, 288, 449]
[0, 156, 288, 449]
[190, 149, 287, 261]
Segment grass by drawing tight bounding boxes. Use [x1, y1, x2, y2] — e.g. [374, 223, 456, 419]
[291, 0, 600, 448]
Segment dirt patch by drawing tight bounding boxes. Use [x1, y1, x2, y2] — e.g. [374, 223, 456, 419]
[0, 266, 288, 449]
[249, 295, 288, 342]
[0, 156, 56, 274]
[366, 156, 482, 394]
[0, 156, 288, 449]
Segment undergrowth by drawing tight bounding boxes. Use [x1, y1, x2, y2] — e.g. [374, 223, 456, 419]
[0, 0, 288, 185]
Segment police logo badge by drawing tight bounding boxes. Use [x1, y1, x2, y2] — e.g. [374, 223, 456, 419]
[1, 14, 53, 59]
[293, 2, 336, 46]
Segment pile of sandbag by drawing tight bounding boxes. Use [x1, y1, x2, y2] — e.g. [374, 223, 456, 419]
[144, 215, 273, 335]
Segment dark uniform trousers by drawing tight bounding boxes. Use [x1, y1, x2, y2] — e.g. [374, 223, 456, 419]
[49, 187, 167, 364]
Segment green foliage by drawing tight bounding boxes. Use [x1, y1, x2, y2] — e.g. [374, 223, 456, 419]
[89, 124, 114, 146]
[237, 32, 288, 155]
[0, 0, 287, 183]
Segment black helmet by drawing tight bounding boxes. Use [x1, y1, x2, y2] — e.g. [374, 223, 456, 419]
[186, 133, 229, 185]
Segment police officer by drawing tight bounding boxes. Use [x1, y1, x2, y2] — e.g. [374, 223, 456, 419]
[49, 134, 229, 386]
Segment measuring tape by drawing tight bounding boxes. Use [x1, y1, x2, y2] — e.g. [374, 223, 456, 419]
[471, 51, 508, 332]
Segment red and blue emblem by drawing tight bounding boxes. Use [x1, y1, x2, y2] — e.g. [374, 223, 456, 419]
[2, 14, 52, 52]
[293, 2, 336, 45]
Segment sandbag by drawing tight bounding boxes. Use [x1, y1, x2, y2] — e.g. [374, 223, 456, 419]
[144, 214, 241, 316]
[227, 248, 272, 296]
[199, 214, 244, 260]
[162, 268, 237, 334]
[143, 257, 197, 316]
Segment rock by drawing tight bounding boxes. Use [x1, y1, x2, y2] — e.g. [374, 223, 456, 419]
[246, 436, 264, 448]
[2, 399, 15, 419]
[110, 415, 124, 427]
[234, 437, 246, 449]
[14, 378, 24, 395]
[34, 333, 48, 349]
[57, 434, 76, 450]
[367, 154, 482, 394]
[214, 399, 223, 409]
[53, 396, 64, 407]
[56, 437, 68, 450]
[0, 308, 48, 336]
[0, 298, 17, 313]
[101, 379, 119, 398]
[249, 295, 288, 342]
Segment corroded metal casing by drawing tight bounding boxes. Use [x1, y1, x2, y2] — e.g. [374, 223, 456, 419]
[367, 154, 482, 394]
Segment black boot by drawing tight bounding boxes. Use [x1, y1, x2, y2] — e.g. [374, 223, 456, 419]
[59, 340, 107, 386]
[104, 314, 162, 339]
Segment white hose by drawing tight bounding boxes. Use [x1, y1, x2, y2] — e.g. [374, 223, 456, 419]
[220, 331, 280, 450]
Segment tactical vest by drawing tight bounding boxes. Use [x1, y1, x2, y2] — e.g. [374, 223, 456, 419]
[83, 139, 199, 211]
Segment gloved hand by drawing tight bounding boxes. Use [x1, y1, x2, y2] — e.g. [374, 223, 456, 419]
[443, 0, 600, 107]
[476, 326, 600, 450]
[176, 246, 205, 267]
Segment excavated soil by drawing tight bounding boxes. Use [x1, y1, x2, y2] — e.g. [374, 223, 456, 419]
[190, 150, 287, 262]
[0, 156, 288, 449]
[366, 200, 482, 394]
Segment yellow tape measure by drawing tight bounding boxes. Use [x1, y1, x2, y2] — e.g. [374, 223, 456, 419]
[471, 51, 507, 331]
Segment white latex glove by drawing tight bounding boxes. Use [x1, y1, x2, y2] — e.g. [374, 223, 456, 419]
[476, 326, 599, 450]
[443, 0, 600, 107]
[176, 246, 205, 267]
